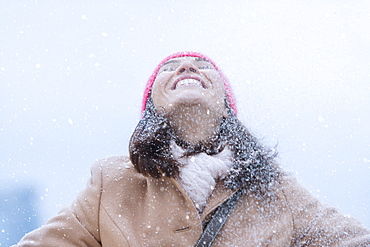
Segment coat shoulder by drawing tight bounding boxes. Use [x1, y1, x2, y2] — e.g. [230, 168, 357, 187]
[275, 174, 370, 246]
[92, 155, 147, 186]
[93, 155, 131, 168]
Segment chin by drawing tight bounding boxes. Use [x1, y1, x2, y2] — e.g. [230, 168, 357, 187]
[172, 91, 207, 105]
[174, 98, 210, 109]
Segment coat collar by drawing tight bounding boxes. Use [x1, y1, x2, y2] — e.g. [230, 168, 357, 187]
[200, 179, 238, 221]
[169, 176, 238, 221]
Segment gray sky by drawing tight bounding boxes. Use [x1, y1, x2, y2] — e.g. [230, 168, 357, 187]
[1, 0, 369, 234]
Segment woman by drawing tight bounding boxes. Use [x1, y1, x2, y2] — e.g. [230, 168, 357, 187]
[16, 51, 370, 246]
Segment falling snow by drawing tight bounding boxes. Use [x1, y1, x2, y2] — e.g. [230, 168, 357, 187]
[1, 1, 370, 246]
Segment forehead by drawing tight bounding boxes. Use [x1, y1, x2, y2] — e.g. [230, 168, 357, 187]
[161, 56, 211, 66]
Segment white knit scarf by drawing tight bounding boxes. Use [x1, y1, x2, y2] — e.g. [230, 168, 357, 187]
[171, 141, 233, 212]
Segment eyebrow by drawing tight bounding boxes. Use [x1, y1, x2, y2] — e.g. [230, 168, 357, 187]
[161, 57, 211, 67]
[194, 57, 210, 62]
[161, 59, 179, 66]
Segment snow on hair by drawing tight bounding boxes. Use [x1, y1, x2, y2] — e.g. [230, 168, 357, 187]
[129, 97, 282, 197]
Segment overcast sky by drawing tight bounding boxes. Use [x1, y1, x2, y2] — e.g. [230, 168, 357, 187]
[1, 1, 369, 238]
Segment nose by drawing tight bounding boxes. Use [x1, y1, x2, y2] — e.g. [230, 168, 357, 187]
[176, 61, 199, 74]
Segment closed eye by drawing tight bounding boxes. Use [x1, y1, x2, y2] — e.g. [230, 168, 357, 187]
[198, 65, 214, 70]
[160, 66, 177, 73]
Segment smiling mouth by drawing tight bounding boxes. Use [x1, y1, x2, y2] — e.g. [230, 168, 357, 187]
[172, 77, 207, 90]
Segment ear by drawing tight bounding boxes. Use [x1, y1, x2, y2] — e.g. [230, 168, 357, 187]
[221, 96, 230, 119]
[222, 106, 229, 119]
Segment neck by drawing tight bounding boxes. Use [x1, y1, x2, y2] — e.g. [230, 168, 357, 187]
[167, 104, 222, 145]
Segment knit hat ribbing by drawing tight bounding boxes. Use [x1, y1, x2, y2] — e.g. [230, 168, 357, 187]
[141, 51, 237, 116]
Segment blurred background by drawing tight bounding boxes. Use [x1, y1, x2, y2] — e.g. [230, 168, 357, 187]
[1, 0, 369, 245]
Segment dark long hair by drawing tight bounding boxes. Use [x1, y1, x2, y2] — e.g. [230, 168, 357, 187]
[129, 97, 282, 195]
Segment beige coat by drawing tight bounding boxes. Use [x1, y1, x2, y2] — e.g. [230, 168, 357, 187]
[16, 156, 370, 246]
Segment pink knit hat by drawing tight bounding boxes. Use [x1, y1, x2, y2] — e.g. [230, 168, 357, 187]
[141, 51, 237, 116]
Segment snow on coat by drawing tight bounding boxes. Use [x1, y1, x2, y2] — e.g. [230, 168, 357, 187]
[15, 156, 370, 246]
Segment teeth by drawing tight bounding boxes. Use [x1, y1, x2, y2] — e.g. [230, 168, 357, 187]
[176, 79, 201, 89]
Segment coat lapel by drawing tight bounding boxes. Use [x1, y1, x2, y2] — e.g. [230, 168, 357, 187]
[201, 179, 237, 222]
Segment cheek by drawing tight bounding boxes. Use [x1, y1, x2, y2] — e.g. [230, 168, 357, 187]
[152, 78, 167, 96]
[151, 76, 173, 110]
[205, 70, 223, 81]
[207, 79, 227, 108]
[154, 73, 172, 86]
[212, 80, 227, 98]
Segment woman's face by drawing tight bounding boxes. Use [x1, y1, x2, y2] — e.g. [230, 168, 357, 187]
[151, 56, 227, 116]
